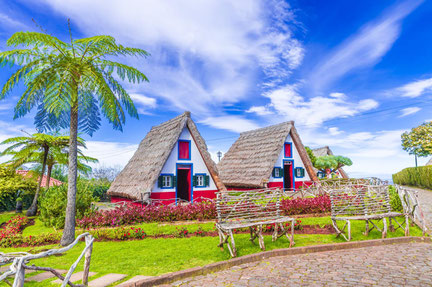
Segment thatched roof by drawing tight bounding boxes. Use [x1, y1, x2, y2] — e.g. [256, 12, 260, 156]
[312, 146, 349, 179]
[108, 112, 225, 200]
[217, 121, 318, 188]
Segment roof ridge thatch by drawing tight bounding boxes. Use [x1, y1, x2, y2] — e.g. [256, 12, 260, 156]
[107, 112, 224, 200]
[217, 121, 317, 188]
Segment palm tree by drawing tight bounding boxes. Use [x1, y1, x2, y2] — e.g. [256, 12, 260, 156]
[1, 133, 70, 216]
[29, 142, 98, 187]
[0, 25, 148, 245]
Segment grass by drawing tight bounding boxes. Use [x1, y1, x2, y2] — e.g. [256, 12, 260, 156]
[0, 212, 16, 225]
[0, 215, 425, 286]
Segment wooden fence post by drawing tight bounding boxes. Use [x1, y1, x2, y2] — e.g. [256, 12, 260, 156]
[83, 235, 93, 285]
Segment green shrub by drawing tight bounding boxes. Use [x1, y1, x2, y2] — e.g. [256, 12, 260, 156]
[388, 185, 402, 212]
[39, 181, 97, 229]
[0, 165, 36, 212]
[81, 178, 111, 201]
[392, 166, 432, 190]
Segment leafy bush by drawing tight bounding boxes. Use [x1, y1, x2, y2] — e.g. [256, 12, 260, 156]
[388, 185, 403, 212]
[80, 178, 111, 201]
[0, 215, 29, 247]
[39, 181, 97, 229]
[77, 196, 331, 228]
[393, 166, 432, 190]
[0, 165, 36, 212]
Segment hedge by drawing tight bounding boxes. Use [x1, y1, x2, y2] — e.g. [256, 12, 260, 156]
[392, 166, 432, 190]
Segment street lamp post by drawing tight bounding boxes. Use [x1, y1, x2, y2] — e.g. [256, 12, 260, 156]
[217, 151, 222, 163]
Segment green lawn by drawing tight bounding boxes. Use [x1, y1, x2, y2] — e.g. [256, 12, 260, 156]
[0, 212, 16, 225]
[0, 215, 425, 286]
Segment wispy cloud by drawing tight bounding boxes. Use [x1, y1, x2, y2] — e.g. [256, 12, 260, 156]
[399, 107, 421, 117]
[200, 115, 260, 133]
[129, 93, 157, 115]
[248, 85, 379, 127]
[36, 0, 303, 121]
[392, 77, 432, 98]
[308, 0, 423, 92]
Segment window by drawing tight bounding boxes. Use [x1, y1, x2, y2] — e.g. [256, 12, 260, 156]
[193, 174, 209, 187]
[158, 174, 176, 188]
[295, 167, 305, 178]
[178, 140, 191, 160]
[284, 143, 292, 158]
[272, 167, 282, 178]
[162, 175, 172, 187]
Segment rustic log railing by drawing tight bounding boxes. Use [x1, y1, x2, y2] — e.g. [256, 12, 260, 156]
[216, 188, 295, 257]
[0, 233, 94, 287]
[396, 185, 427, 235]
[329, 185, 409, 241]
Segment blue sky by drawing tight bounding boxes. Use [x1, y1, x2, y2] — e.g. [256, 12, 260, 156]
[0, 0, 431, 179]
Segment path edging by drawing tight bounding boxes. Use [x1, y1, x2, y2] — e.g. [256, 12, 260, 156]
[126, 236, 431, 287]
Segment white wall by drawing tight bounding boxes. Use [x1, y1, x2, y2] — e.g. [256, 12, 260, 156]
[152, 126, 217, 193]
[268, 133, 311, 183]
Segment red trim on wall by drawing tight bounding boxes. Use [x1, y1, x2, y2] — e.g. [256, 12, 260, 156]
[267, 182, 283, 188]
[192, 190, 218, 201]
[110, 196, 143, 207]
[151, 192, 176, 205]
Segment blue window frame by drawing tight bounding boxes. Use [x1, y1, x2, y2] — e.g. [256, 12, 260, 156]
[272, 167, 283, 178]
[159, 173, 175, 189]
[194, 173, 207, 187]
[294, 167, 305, 178]
[284, 142, 293, 158]
[178, 140, 191, 160]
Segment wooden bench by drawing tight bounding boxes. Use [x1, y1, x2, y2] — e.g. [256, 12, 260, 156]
[215, 188, 295, 257]
[330, 184, 409, 241]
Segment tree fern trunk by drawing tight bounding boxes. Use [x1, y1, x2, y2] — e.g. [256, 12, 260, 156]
[46, 164, 53, 188]
[26, 146, 48, 216]
[61, 104, 79, 246]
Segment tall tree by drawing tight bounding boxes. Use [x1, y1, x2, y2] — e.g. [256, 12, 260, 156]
[0, 25, 148, 245]
[314, 155, 352, 178]
[401, 122, 432, 167]
[0, 133, 70, 216]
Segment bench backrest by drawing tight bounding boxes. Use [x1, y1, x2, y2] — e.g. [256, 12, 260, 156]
[216, 189, 283, 225]
[329, 185, 391, 217]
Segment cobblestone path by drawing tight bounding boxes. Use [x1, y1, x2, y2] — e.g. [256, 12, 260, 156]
[167, 242, 432, 286]
[404, 186, 432, 231]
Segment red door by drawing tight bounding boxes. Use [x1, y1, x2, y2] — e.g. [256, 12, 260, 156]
[284, 161, 294, 191]
[177, 166, 191, 201]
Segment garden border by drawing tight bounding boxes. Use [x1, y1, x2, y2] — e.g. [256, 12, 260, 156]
[127, 236, 431, 287]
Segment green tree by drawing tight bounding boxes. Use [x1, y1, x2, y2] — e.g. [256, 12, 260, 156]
[314, 155, 352, 178]
[401, 122, 432, 167]
[0, 27, 148, 245]
[0, 133, 70, 216]
[305, 146, 316, 165]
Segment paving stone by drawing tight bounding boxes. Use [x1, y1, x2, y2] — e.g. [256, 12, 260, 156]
[169, 243, 432, 286]
[116, 275, 153, 286]
[52, 271, 96, 284]
[25, 270, 67, 282]
[89, 273, 127, 287]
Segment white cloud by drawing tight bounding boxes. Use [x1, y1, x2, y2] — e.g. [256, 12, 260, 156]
[0, 13, 28, 29]
[399, 107, 421, 117]
[308, 0, 423, 92]
[249, 85, 379, 127]
[393, 77, 432, 98]
[85, 141, 138, 168]
[200, 116, 260, 133]
[246, 106, 273, 116]
[301, 128, 424, 180]
[129, 93, 156, 114]
[36, 0, 303, 119]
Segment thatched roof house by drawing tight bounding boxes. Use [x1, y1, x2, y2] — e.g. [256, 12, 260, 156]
[217, 121, 318, 189]
[108, 112, 225, 204]
[312, 146, 349, 179]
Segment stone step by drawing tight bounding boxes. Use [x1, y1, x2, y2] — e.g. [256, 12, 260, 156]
[25, 270, 67, 282]
[116, 275, 153, 286]
[52, 271, 96, 284]
[89, 274, 127, 287]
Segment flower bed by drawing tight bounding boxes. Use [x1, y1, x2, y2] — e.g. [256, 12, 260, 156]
[77, 196, 331, 228]
[0, 215, 30, 247]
